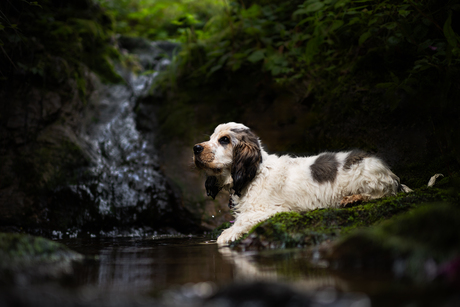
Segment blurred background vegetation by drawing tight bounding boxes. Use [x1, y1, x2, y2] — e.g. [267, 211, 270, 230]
[1, 0, 459, 208]
[95, 0, 226, 40]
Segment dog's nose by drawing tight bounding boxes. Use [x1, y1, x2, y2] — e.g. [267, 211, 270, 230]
[193, 144, 204, 155]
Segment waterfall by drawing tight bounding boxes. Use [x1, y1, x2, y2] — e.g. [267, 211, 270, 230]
[50, 39, 195, 237]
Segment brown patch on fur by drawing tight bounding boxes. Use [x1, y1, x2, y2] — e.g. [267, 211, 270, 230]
[343, 150, 370, 170]
[310, 153, 339, 183]
[199, 151, 215, 163]
[194, 144, 215, 170]
[231, 129, 262, 196]
[340, 194, 370, 206]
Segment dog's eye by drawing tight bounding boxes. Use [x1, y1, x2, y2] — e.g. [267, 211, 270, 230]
[219, 136, 230, 145]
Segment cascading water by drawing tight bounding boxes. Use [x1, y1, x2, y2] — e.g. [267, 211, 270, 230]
[49, 39, 195, 236]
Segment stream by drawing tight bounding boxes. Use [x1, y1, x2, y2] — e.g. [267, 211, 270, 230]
[2, 235, 454, 307]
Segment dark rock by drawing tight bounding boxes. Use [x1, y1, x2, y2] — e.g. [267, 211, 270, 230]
[327, 202, 460, 282]
[0, 233, 83, 285]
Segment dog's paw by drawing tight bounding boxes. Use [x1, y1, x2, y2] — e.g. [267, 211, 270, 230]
[217, 227, 243, 245]
[340, 194, 369, 206]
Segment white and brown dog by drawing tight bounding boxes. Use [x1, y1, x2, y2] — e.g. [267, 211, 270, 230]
[193, 122, 411, 245]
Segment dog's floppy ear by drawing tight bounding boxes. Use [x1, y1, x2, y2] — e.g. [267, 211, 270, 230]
[205, 176, 221, 199]
[231, 129, 262, 197]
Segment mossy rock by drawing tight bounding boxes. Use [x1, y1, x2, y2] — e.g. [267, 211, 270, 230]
[327, 202, 460, 281]
[0, 233, 83, 284]
[229, 187, 458, 250]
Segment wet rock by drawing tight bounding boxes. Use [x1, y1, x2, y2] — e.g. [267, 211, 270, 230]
[0, 233, 83, 285]
[0, 69, 88, 229]
[0, 34, 200, 234]
[204, 281, 370, 307]
[327, 202, 460, 282]
[42, 91, 62, 119]
[0, 285, 160, 307]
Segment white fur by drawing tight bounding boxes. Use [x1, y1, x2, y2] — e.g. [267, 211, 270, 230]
[193, 122, 403, 245]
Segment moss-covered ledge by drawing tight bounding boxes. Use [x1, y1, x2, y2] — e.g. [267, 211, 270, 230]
[326, 202, 460, 281]
[226, 184, 458, 251]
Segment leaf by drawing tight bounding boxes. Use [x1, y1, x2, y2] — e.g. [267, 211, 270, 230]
[443, 11, 460, 48]
[329, 20, 343, 32]
[348, 17, 361, 26]
[305, 35, 323, 64]
[305, 2, 325, 13]
[398, 10, 410, 18]
[231, 61, 242, 71]
[297, 16, 316, 26]
[241, 4, 262, 19]
[348, 5, 369, 11]
[293, 9, 308, 16]
[247, 49, 265, 63]
[401, 85, 415, 95]
[368, 17, 379, 26]
[217, 53, 231, 65]
[382, 22, 397, 30]
[334, 0, 345, 8]
[358, 31, 371, 46]
[206, 64, 222, 78]
[390, 72, 399, 83]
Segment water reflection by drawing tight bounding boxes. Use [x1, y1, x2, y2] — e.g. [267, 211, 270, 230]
[62, 236, 366, 294]
[63, 236, 234, 293]
[4, 236, 452, 307]
[219, 247, 349, 291]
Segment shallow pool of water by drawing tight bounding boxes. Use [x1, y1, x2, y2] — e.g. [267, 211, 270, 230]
[60, 236, 234, 294]
[2, 235, 456, 307]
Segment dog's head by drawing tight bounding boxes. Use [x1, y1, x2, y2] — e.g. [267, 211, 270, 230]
[193, 122, 262, 198]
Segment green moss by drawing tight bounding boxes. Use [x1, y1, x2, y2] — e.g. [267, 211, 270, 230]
[230, 186, 458, 250]
[0, 233, 82, 267]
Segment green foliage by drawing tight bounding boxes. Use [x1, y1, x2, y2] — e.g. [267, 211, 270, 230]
[150, 0, 460, 182]
[95, 0, 226, 40]
[164, 0, 460, 106]
[0, 0, 123, 86]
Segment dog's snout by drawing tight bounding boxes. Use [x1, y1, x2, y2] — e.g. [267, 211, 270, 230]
[193, 144, 204, 155]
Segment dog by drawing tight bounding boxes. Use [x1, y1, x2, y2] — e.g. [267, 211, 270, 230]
[193, 122, 412, 245]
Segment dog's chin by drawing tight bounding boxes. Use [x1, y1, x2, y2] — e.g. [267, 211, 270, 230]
[194, 159, 224, 175]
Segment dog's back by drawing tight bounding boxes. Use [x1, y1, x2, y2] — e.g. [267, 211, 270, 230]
[232, 150, 400, 213]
